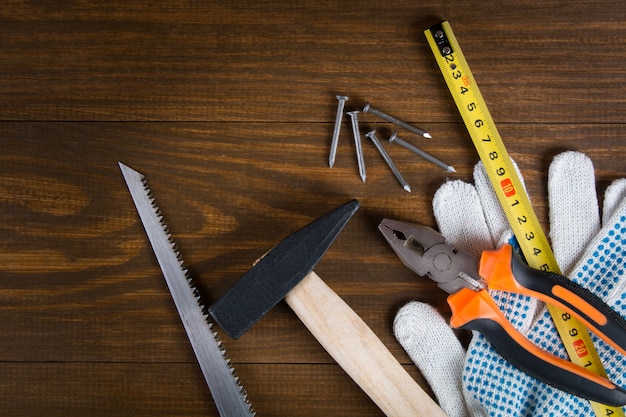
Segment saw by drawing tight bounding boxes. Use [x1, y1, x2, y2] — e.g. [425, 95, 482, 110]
[119, 162, 255, 417]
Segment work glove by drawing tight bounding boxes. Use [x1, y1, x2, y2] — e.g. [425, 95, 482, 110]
[393, 151, 626, 416]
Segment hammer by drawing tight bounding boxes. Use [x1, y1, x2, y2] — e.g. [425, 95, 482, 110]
[209, 200, 447, 417]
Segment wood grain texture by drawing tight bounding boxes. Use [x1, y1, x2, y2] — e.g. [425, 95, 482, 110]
[1, 0, 626, 415]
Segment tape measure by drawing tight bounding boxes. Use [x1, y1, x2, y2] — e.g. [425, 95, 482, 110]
[425, 21, 621, 416]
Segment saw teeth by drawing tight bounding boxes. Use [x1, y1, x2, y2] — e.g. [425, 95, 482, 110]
[121, 163, 255, 415]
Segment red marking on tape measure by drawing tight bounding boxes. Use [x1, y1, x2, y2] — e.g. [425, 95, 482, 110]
[500, 178, 516, 197]
[573, 339, 589, 358]
[462, 75, 471, 86]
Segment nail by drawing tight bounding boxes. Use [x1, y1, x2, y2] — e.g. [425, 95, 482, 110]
[329, 95, 349, 168]
[365, 130, 411, 192]
[346, 111, 366, 183]
[389, 132, 455, 172]
[363, 102, 432, 139]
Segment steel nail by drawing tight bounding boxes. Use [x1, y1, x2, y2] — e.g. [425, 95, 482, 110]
[346, 111, 366, 183]
[329, 95, 349, 168]
[363, 102, 432, 139]
[389, 132, 455, 172]
[365, 130, 411, 192]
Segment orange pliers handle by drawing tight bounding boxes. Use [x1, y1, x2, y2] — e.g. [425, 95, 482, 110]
[449, 244, 626, 406]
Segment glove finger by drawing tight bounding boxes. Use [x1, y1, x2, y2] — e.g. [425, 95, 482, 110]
[394, 302, 479, 417]
[603, 178, 626, 225]
[434, 159, 524, 257]
[433, 180, 494, 258]
[548, 151, 600, 275]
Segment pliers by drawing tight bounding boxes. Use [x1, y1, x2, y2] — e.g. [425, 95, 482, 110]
[379, 218, 626, 406]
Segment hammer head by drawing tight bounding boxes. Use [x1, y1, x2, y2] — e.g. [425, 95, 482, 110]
[208, 200, 360, 339]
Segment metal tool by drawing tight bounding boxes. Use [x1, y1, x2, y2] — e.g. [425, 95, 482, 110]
[119, 163, 255, 417]
[362, 102, 432, 139]
[365, 129, 411, 192]
[389, 132, 455, 173]
[424, 21, 616, 415]
[346, 111, 367, 182]
[379, 218, 626, 406]
[209, 201, 447, 417]
[329, 94, 349, 168]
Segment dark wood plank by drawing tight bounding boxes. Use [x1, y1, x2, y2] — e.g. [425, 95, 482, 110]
[0, 362, 429, 416]
[1, 1, 626, 122]
[2, 0, 626, 415]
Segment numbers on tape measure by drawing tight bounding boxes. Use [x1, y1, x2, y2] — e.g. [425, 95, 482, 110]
[430, 23, 554, 270]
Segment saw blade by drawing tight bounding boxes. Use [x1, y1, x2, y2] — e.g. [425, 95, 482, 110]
[119, 162, 255, 417]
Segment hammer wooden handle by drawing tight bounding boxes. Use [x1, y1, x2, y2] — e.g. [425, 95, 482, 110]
[285, 271, 447, 417]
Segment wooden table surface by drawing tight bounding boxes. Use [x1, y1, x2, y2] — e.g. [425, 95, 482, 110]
[3, 1, 626, 416]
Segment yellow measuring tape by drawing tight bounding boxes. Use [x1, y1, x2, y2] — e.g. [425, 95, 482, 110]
[425, 21, 621, 416]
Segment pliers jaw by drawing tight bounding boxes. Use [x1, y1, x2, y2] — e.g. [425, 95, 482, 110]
[378, 219, 486, 294]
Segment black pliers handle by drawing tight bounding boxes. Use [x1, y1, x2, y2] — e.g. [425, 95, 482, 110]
[379, 219, 626, 406]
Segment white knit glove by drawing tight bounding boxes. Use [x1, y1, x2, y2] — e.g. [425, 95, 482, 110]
[393, 151, 626, 416]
